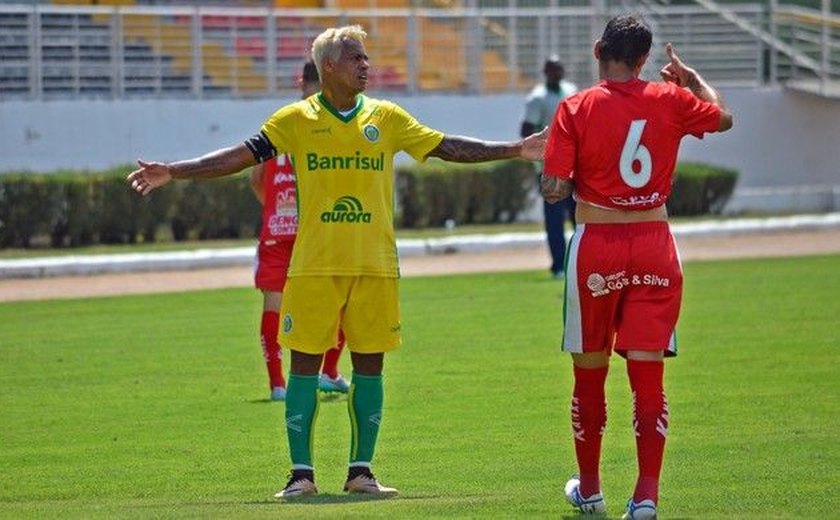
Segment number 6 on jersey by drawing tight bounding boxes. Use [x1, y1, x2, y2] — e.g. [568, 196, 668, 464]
[619, 119, 652, 188]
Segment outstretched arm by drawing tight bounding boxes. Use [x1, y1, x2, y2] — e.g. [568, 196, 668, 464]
[428, 127, 548, 163]
[660, 43, 733, 132]
[127, 143, 257, 196]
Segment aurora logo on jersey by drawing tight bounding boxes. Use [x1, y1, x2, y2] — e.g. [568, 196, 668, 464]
[306, 151, 385, 172]
[321, 196, 372, 224]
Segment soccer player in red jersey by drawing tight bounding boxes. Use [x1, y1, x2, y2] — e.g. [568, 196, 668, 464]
[541, 15, 733, 519]
[250, 61, 349, 401]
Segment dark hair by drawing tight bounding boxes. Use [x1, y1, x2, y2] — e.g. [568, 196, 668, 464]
[598, 15, 652, 69]
[302, 60, 320, 83]
[544, 55, 564, 74]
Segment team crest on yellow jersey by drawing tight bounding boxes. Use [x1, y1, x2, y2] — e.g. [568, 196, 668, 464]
[363, 123, 380, 143]
[282, 313, 293, 333]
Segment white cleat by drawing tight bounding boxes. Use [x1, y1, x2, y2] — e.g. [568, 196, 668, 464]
[564, 476, 606, 515]
[270, 386, 286, 401]
[621, 498, 657, 519]
[274, 474, 317, 498]
[343, 473, 399, 497]
[318, 373, 350, 394]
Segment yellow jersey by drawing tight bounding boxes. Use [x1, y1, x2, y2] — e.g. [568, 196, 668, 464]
[261, 93, 444, 277]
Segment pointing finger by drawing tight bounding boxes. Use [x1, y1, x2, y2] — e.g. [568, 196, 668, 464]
[666, 43, 682, 66]
[660, 68, 677, 83]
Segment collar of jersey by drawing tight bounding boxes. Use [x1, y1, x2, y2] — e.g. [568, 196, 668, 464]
[317, 93, 364, 123]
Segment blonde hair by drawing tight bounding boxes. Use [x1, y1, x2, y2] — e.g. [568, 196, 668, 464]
[311, 25, 367, 78]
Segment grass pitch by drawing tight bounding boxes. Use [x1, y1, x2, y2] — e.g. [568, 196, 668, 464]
[1, 255, 838, 519]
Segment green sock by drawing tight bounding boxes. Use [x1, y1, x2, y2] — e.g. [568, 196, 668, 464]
[348, 373, 384, 465]
[285, 374, 319, 468]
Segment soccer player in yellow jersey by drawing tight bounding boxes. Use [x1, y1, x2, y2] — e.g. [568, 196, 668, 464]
[127, 24, 546, 499]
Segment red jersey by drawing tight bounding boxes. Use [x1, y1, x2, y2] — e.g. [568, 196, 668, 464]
[259, 154, 298, 242]
[544, 78, 721, 210]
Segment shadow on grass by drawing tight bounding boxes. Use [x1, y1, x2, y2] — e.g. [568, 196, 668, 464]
[318, 393, 347, 403]
[246, 493, 436, 506]
[560, 514, 690, 520]
[128, 495, 435, 512]
[246, 393, 348, 405]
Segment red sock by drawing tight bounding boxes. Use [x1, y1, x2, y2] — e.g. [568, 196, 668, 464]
[627, 359, 668, 504]
[260, 311, 285, 389]
[321, 329, 346, 379]
[572, 364, 608, 498]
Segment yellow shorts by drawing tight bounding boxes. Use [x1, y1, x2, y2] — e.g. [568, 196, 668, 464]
[279, 275, 401, 355]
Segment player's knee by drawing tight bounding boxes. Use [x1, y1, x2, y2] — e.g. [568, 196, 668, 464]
[626, 350, 664, 361]
[572, 351, 610, 368]
[290, 350, 323, 375]
[351, 352, 384, 375]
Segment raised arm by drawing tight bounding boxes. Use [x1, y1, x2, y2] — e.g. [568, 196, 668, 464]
[659, 43, 733, 132]
[427, 127, 548, 163]
[127, 143, 257, 196]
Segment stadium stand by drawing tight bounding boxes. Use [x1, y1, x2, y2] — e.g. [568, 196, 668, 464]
[0, 1, 836, 99]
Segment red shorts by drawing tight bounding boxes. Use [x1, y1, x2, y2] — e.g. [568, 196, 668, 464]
[254, 240, 294, 292]
[562, 221, 683, 357]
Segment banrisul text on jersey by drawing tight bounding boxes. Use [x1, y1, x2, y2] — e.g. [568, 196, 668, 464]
[306, 152, 385, 172]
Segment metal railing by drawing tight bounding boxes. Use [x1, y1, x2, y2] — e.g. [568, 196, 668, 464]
[0, 2, 837, 100]
[773, 4, 840, 94]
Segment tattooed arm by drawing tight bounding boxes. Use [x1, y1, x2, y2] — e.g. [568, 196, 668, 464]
[428, 127, 548, 163]
[541, 174, 573, 204]
[127, 143, 257, 196]
[659, 43, 733, 132]
[168, 144, 256, 180]
[428, 135, 520, 163]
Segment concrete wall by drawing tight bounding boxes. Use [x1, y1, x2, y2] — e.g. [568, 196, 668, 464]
[1, 86, 838, 209]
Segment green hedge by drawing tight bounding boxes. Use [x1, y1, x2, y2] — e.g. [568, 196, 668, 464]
[395, 159, 738, 225]
[0, 166, 260, 249]
[667, 162, 739, 216]
[395, 159, 535, 228]
[0, 160, 737, 249]
[169, 177, 261, 241]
